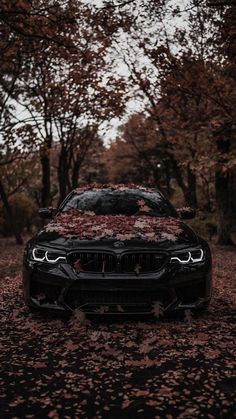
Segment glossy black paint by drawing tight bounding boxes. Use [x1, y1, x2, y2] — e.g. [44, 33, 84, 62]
[38, 207, 56, 219]
[23, 188, 212, 315]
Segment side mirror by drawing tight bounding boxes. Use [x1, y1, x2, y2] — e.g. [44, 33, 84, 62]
[176, 207, 196, 220]
[38, 207, 57, 219]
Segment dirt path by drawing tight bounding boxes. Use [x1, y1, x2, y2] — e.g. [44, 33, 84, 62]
[0, 238, 235, 418]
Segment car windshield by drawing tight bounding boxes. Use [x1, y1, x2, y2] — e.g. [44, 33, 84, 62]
[61, 189, 177, 218]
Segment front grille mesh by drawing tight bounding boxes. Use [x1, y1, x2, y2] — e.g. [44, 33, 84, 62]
[69, 251, 165, 274]
[70, 252, 116, 273]
[121, 253, 165, 273]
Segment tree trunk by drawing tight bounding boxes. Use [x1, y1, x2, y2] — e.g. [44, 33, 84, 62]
[170, 156, 198, 208]
[215, 170, 233, 245]
[230, 170, 236, 225]
[40, 135, 53, 207]
[170, 156, 186, 194]
[0, 180, 23, 244]
[164, 159, 171, 197]
[215, 132, 233, 245]
[58, 145, 69, 204]
[170, 156, 191, 206]
[186, 165, 197, 208]
[71, 160, 81, 190]
[40, 153, 51, 207]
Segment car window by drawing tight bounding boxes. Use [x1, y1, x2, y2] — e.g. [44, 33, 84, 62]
[61, 189, 177, 218]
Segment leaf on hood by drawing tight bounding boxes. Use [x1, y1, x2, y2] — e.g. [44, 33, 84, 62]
[161, 232, 178, 241]
[45, 210, 183, 243]
[137, 199, 152, 213]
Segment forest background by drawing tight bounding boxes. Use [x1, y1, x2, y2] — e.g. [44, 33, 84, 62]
[0, 0, 236, 246]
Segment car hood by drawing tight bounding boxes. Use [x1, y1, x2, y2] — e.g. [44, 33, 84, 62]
[31, 212, 199, 252]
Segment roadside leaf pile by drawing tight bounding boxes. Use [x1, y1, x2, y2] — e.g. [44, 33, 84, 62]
[0, 238, 235, 418]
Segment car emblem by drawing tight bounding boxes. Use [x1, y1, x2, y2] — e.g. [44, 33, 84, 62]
[113, 241, 125, 248]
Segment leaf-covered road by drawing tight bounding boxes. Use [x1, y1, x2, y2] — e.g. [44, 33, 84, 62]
[0, 238, 235, 418]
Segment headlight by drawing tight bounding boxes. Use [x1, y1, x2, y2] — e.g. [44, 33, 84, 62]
[31, 247, 66, 263]
[170, 249, 204, 264]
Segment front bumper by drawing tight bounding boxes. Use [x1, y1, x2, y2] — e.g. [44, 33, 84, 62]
[23, 257, 212, 314]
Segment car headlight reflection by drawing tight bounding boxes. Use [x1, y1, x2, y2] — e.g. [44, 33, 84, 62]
[32, 248, 66, 263]
[171, 249, 204, 264]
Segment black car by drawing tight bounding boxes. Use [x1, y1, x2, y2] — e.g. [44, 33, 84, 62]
[23, 185, 212, 315]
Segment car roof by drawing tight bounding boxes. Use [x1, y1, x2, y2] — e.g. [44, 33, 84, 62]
[73, 184, 160, 195]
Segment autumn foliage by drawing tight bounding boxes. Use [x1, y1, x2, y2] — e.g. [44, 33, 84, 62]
[0, 1, 236, 246]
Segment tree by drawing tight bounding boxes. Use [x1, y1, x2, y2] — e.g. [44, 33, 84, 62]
[0, 0, 130, 216]
[0, 0, 78, 241]
[80, 137, 108, 185]
[109, 0, 235, 243]
[106, 114, 172, 192]
[213, 4, 236, 243]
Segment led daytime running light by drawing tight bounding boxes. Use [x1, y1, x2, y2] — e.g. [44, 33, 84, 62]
[32, 248, 66, 263]
[171, 249, 204, 264]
